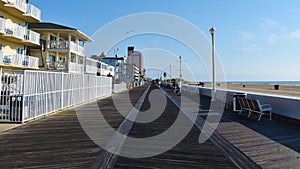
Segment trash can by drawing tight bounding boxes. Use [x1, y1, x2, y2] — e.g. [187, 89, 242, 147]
[233, 93, 247, 112]
[9, 95, 23, 122]
[274, 84, 279, 90]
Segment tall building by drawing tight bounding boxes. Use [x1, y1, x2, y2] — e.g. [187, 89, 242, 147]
[127, 46, 144, 75]
[0, 0, 41, 70]
[28, 22, 92, 74]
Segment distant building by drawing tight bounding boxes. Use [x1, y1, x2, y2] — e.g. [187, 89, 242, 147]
[0, 0, 41, 70]
[28, 22, 93, 74]
[127, 46, 144, 76]
[101, 56, 124, 80]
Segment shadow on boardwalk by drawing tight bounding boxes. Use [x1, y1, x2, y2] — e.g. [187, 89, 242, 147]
[164, 86, 300, 168]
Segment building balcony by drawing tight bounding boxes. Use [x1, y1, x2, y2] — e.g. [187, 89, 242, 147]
[4, 0, 27, 15]
[70, 41, 84, 56]
[0, 51, 39, 69]
[0, 18, 5, 34]
[46, 60, 67, 71]
[69, 62, 84, 74]
[46, 41, 85, 56]
[23, 4, 41, 22]
[22, 30, 40, 46]
[2, 0, 41, 22]
[3, 21, 40, 46]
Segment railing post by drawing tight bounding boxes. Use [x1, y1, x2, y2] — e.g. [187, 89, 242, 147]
[61, 72, 64, 110]
[21, 70, 26, 123]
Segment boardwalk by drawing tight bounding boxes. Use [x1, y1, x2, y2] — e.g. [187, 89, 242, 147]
[0, 84, 300, 168]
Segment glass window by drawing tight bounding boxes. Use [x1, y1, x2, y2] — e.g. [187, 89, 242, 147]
[48, 55, 55, 62]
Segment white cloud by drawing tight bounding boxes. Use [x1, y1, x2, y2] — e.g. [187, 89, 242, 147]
[242, 44, 262, 53]
[259, 18, 279, 29]
[268, 34, 280, 43]
[267, 29, 300, 43]
[236, 30, 253, 40]
[288, 29, 300, 39]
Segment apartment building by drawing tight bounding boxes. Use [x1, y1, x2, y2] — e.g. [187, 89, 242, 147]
[0, 0, 41, 70]
[28, 22, 93, 74]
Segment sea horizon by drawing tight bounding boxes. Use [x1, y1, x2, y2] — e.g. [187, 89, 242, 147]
[200, 80, 300, 86]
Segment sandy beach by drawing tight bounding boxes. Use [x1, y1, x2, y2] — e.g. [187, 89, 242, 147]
[199, 83, 300, 98]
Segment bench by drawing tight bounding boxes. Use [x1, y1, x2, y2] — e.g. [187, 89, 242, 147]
[237, 97, 272, 121]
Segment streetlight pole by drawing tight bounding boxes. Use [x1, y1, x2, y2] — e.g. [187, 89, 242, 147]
[210, 27, 216, 101]
[169, 64, 172, 80]
[179, 56, 182, 82]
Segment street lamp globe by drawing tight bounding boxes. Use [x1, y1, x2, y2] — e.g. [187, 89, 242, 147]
[209, 27, 216, 35]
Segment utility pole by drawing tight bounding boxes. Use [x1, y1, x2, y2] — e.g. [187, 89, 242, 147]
[169, 64, 172, 79]
[179, 56, 182, 82]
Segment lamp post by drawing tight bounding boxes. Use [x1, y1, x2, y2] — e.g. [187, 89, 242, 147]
[169, 64, 172, 80]
[179, 56, 182, 82]
[209, 27, 216, 100]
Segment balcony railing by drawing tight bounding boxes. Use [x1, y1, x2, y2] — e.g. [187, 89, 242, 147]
[47, 41, 69, 49]
[25, 4, 41, 21]
[69, 62, 84, 74]
[46, 41, 85, 56]
[26, 56, 39, 69]
[5, 0, 27, 13]
[0, 52, 39, 69]
[5, 22, 26, 40]
[46, 60, 67, 71]
[0, 18, 5, 33]
[70, 41, 84, 56]
[24, 30, 40, 45]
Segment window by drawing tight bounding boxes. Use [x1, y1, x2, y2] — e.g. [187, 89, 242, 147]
[48, 55, 55, 62]
[50, 35, 56, 41]
[16, 48, 23, 54]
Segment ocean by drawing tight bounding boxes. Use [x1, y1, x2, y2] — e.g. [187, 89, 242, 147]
[226, 81, 300, 86]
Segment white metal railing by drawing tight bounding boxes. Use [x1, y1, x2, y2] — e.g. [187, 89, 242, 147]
[26, 30, 40, 44]
[10, 53, 23, 66]
[5, 0, 27, 13]
[12, 23, 26, 40]
[26, 56, 39, 69]
[0, 50, 4, 64]
[69, 62, 84, 74]
[0, 70, 112, 123]
[25, 4, 41, 21]
[0, 52, 39, 69]
[0, 18, 5, 33]
[70, 41, 84, 56]
[85, 58, 98, 74]
[47, 40, 69, 49]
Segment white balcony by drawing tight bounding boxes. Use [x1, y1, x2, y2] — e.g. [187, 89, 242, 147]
[4, 22, 26, 41]
[0, 52, 39, 69]
[23, 30, 40, 45]
[26, 55, 39, 69]
[0, 18, 5, 34]
[46, 41, 85, 56]
[85, 58, 98, 74]
[69, 62, 84, 74]
[4, 0, 27, 13]
[24, 4, 41, 22]
[47, 41, 69, 50]
[70, 41, 84, 56]
[0, 50, 4, 64]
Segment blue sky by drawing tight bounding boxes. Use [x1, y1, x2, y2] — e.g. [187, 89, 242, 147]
[31, 0, 300, 81]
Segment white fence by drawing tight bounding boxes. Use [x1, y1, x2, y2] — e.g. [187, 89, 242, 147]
[113, 83, 127, 93]
[0, 70, 112, 123]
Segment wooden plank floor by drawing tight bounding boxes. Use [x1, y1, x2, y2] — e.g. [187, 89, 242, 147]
[114, 85, 238, 169]
[177, 88, 300, 169]
[0, 86, 147, 168]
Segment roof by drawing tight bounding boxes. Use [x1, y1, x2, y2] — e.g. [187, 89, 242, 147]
[28, 22, 93, 42]
[102, 57, 125, 60]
